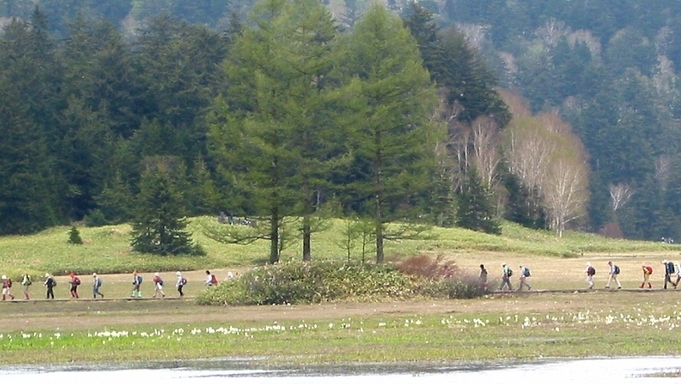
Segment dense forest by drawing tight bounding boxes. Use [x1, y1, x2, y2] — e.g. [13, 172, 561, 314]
[1, 0, 680, 249]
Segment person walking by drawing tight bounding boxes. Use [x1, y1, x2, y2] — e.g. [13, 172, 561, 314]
[518, 265, 532, 291]
[640, 264, 653, 289]
[92, 273, 104, 299]
[176, 271, 186, 297]
[674, 262, 681, 289]
[68, 272, 81, 298]
[21, 273, 32, 300]
[152, 273, 165, 298]
[1, 275, 15, 300]
[478, 264, 488, 290]
[131, 271, 143, 298]
[605, 261, 622, 289]
[205, 270, 218, 287]
[662, 260, 677, 289]
[585, 263, 596, 289]
[44, 273, 56, 299]
[499, 263, 513, 291]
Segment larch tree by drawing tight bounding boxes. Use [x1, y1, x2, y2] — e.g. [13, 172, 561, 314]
[339, 4, 441, 263]
[207, 0, 341, 263]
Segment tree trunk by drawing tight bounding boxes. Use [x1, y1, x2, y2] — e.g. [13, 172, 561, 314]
[303, 215, 311, 261]
[375, 133, 384, 264]
[270, 207, 279, 263]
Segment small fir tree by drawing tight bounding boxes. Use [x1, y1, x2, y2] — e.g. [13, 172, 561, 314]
[68, 226, 83, 244]
[456, 167, 501, 235]
[130, 163, 203, 256]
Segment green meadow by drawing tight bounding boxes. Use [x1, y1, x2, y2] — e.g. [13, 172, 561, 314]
[2, 218, 681, 366]
[0, 217, 676, 279]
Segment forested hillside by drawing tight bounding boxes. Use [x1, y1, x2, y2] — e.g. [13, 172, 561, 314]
[1, 0, 680, 243]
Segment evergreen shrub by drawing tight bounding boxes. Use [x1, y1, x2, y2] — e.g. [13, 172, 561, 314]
[197, 257, 486, 305]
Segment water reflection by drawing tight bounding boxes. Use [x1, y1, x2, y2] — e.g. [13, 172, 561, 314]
[1, 357, 679, 383]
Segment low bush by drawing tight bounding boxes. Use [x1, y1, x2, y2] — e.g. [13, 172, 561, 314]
[197, 257, 486, 305]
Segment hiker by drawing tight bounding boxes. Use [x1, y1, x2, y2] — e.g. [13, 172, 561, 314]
[176, 271, 186, 297]
[674, 262, 681, 289]
[499, 263, 513, 291]
[131, 270, 143, 298]
[518, 265, 531, 291]
[478, 264, 488, 289]
[640, 264, 653, 289]
[44, 273, 56, 299]
[152, 273, 165, 298]
[605, 261, 622, 289]
[69, 272, 81, 298]
[1, 275, 14, 301]
[662, 260, 677, 289]
[205, 270, 218, 287]
[21, 273, 32, 300]
[585, 263, 596, 289]
[92, 273, 104, 298]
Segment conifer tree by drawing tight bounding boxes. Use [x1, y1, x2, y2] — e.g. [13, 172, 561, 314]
[457, 167, 501, 234]
[130, 160, 203, 256]
[340, 4, 442, 263]
[209, 0, 341, 263]
[68, 226, 83, 244]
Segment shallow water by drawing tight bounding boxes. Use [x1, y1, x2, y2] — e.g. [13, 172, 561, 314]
[2, 356, 679, 383]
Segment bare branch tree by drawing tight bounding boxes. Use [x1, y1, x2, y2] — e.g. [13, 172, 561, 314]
[655, 155, 673, 187]
[543, 157, 589, 237]
[609, 183, 634, 212]
[535, 18, 568, 48]
[470, 116, 501, 188]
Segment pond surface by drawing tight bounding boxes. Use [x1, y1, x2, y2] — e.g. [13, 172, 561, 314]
[2, 356, 679, 383]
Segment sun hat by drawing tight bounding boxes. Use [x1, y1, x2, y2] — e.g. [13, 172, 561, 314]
[93, 273, 97, 276]
[176, 271, 182, 276]
[154, 272, 159, 277]
[1, 275, 6, 279]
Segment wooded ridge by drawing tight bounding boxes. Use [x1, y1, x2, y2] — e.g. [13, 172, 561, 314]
[1, 0, 679, 249]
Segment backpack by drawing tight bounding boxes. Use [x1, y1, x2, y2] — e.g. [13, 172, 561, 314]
[666, 263, 675, 275]
[211, 274, 218, 285]
[614, 265, 620, 275]
[644, 266, 653, 275]
[74, 277, 81, 285]
[180, 277, 187, 285]
[588, 266, 596, 276]
[52, 278, 57, 287]
[7, 278, 12, 288]
[523, 268, 531, 277]
[24, 276, 32, 286]
[137, 275, 143, 284]
[507, 268, 513, 277]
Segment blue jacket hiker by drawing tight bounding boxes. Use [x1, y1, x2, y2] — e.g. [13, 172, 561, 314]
[131, 271, 143, 298]
[93, 273, 104, 298]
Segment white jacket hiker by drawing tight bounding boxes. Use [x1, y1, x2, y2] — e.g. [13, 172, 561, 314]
[606, 261, 621, 289]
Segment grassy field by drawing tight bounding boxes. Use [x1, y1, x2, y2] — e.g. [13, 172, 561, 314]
[3, 292, 681, 366]
[1, 216, 678, 279]
[3, 218, 681, 366]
